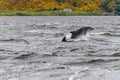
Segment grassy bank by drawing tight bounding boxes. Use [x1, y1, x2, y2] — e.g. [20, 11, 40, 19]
[0, 10, 112, 16]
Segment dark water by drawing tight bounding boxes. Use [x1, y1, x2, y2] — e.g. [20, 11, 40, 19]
[0, 16, 120, 80]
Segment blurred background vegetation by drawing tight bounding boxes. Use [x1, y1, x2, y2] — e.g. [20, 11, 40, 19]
[0, 0, 120, 16]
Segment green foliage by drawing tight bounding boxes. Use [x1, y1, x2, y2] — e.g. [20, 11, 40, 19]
[16, 12, 31, 16]
[115, 3, 120, 15]
[56, 0, 65, 3]
[72, 1, 77, 7]
[116, 4, 120, 12]
[101, 0, 112, 12]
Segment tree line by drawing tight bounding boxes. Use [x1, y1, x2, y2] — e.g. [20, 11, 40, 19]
[0, 0, 120, 14]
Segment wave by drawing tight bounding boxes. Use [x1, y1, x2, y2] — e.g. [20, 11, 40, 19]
[87, 59, 105, 63]
[100, 32, 113, 36]
[27, 23, 59, 30]
[68, 68, 119, 80]
[0, 38, 29, 44]
[92, 32, 120, 36]
[100, 32, 120, 36]
[42, 52, 57, 57]
[15, 52, 37, 59]
[111, 52, 120, 57]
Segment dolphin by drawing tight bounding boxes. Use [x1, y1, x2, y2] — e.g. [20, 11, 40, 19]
[62, 27, 94, 42]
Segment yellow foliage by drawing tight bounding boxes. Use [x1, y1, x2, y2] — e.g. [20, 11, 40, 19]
[60, 2, 74, 9]
[79, 2, 102, 12]
[108, 0, 116, 9]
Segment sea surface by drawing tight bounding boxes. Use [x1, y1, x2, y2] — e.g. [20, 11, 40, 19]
[0, 16, 120, 80]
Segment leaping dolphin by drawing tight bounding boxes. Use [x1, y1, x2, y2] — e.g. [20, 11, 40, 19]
[62, 27, 94, 42]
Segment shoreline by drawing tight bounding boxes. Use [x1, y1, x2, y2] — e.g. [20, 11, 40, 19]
[0, 11, 114, 16]
[0, 16, 119, 17]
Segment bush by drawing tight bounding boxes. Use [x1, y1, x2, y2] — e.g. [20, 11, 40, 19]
[116, 4, 120, 12]
[116, 12, 120, 15]
[16, 12, 30, 16]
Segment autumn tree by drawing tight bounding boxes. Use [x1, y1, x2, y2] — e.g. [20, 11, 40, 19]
[0, 0, 119, 14]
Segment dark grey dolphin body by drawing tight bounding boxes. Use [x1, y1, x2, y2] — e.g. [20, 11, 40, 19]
[62, 27, 94, 42]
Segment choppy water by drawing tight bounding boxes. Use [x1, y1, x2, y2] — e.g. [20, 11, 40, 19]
[0, 16, 120, 80]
